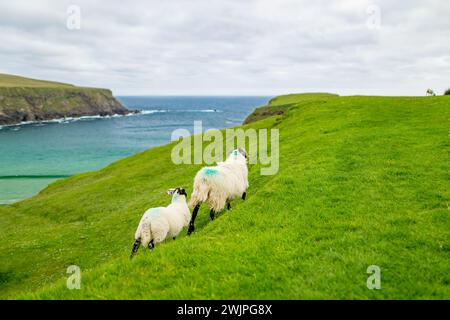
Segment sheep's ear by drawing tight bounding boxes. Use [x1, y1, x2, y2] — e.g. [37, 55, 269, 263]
[238, 147, 247, 158]
[167, 189, 175, 195]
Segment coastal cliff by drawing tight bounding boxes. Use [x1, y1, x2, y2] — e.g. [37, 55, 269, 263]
[0, 73, 129, 125]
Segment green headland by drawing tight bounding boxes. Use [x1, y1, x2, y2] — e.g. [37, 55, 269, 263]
[0, 73, 129, 125]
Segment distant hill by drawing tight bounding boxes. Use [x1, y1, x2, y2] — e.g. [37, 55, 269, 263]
[243, 93, 339, 124]
[0, 73, 129, 125]
[0, 73, 76, 88]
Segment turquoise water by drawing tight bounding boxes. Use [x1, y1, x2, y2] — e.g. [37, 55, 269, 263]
[0, 96, 270, 204]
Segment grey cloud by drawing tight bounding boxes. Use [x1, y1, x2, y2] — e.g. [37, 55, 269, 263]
[0, 0, 448, 95]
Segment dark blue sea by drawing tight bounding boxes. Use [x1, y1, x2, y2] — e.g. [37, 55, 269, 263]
[0, 96, 270, 203]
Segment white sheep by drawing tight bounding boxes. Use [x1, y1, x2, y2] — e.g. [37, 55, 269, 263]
[426, 88, 436, 96]
[187, 148, 249, 235]
[131, 187, 190, 258]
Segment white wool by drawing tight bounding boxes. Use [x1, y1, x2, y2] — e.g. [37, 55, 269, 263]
[189, 151, 248, 212]
[134, 193, 190, 246]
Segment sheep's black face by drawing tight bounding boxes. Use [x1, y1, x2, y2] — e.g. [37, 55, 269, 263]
[176, 187, 187, 196]
[168, 187, 187, 196]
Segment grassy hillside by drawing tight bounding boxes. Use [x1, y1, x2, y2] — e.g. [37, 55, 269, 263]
[0, 94, 449, 299]
[243, 93, 338, 124]
[0, 73, 75, 88]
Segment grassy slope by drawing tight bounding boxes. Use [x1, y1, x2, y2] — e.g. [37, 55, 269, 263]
[243, 93, 338, 124]
[0, 73, 109, 96]
[0, 94, 449, 299]
[0, 73, 75, 88]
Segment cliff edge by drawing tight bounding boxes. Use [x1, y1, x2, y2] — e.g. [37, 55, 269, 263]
[0, 73, 129, 125]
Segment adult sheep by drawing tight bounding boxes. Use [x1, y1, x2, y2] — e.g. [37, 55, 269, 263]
[187, 147, 249, 235]
[426, 88, 436, 96]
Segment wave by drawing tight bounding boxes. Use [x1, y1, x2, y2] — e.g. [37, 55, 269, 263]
[0, 108, 223, 130]
[185, 109, 221, 113]
[0, 199, 21, 205]
[0, 113, 132, 129]
[0, 175, 71, 179]
[139, 109, 169, 115]
[44, 114, 125, 123]
[139, 108, 221, 114]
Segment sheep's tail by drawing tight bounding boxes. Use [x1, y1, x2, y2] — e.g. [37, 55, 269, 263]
[141, 220, 152, 247]
[131, 219, 152, 259]
[130, 239, 141, 259]
[189, 178, 211, 209]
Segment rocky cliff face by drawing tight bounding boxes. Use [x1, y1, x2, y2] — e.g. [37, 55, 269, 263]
[0, 87, 130, 125]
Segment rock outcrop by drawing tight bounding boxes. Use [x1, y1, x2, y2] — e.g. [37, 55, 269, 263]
[0, 87, 129, 125]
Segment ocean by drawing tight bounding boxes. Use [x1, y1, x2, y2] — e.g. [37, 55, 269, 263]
[0, 96, 270, 204]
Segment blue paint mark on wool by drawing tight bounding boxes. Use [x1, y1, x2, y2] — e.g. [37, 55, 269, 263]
[204, 168, 218, 176]
[147, 207, 163, 218]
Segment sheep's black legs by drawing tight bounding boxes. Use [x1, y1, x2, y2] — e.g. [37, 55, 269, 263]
[130, 239, 141, 259]
[148, 240, 155, 250]
[188, 204, 200, 235]
[242, 192, 246, 200]
[210, 209, 216, 220]
[227, 202, 231, 210]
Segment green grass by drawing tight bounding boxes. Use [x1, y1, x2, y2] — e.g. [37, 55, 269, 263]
[0, 73, 75, 88]
[243, 93, 338, 124]
[0, 93, 449, 299]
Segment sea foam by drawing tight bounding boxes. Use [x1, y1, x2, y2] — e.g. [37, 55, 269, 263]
[0, 108, 222, 130]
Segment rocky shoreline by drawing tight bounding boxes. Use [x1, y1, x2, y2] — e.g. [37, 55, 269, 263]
[0, 87, 130, 125]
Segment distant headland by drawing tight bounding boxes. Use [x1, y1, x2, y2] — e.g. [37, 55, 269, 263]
[0, 73, 130, 125]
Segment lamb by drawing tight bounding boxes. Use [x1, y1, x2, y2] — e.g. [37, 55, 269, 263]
[187, 147, 249, 235]
[130, 187, 190, 258]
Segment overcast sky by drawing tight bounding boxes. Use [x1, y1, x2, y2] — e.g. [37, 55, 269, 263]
[0, 0, 449, 96]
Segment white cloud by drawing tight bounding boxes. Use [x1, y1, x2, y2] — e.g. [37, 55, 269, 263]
[0, 0, 449, 95]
